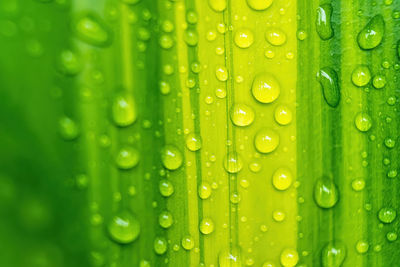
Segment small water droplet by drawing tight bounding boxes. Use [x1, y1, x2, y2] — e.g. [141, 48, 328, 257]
[159, 211, 173, 228]
[372, 74, 386, 89]
[274, 105, 293, 125]
[115, 146, 139, 169]
[224, 152, 243, 173]
[154, 237, 168, 255]
[230, 103, 255, 127]
[181, 235, 195, 250]
[378, 207, 396, 223]
[159, 179, 174, 197]
[251, 73, 280, 103]
[254, 128, 280, 153]
[314, 177, 339, 209]
[280, 248, 299, 267]
[199, 218, 214, 234]
[186, 133, 202, 151]
[57, 49, 81, 75]
[108, 210, 140, 244]
[216, 66, 229, 81]
[234, 29, 254, 48]
[219, 246, 242, 267]
[112, 92, 137, 127]
[59, 116, 79, 140]
[161, 145, 183, 171]
[354, 112, 372, 132]
[246, 0, 273, 11]
[355, 240, 369, 254]
[351, 178, 365, 191]
[198, 182, 212, 199]
[73, 13, 112, 47]
[265, 28, 287, 46]
[321, 242, 346, 267]
[351, 65, 371, 87]
[272, 168, 293, 191]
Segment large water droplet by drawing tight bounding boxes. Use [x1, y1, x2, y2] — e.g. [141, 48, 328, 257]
[216, 66, 229, 81]
[378, 207, 396, 223]
[112, 92, 137, 127]
[218, 246, 242, 267]
[314, 177, 339, 209]
[351, 65, 371, 87]
[108, 210, 140, 244]
[181, 235, 195, 250]
[321, 242, 346, 267]
[355, 240, 369, 254]
[73, 13, 112, 47]
[115, 146, 140, 169]
[254, 128, 280, 153]
[198, 182, 212, 199]
[251, 73, 280, 103]
[230, 103, 255, 127]
[357, 15, 385, 50]
[247, 0, 273, 11]
[234, 29, 254, 48]
[280, 248, 299, 267]
[224, 152, 243, 173]
[316, 4, 334, 40]
[159, 179, 174, 197]
[317, 67, 340, 107]
[161, 145, 183, 170]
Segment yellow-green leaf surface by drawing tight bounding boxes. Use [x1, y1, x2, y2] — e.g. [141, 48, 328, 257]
[0, 0, 399, 266]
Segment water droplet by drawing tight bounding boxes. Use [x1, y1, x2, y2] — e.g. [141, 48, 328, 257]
[57, 49, 81, 75]
[184, 29, 198, 46]
[351, 65, 371, 87]
[378, 207, 396, 223]
[159, 34, 174, 49]
[384, 137, 396, 149]
[159, 179, 174, 197]
[273, 210, 285, 222]
[208, 0, 226, 12]
[161, 145, 183, 170]
[186, 10, 198, 24]
[314, 177, 339, 209]
[108, 210, 140, 244]
[186, 133, 202, 151]
[254, 128, 280, 153]
[216, 66, 228, 81]
[181, 235, 195, 250]
[354, 112, 372, 132]
[355, 240, 369, 254]
[316, 4, 334, 40]
[160, 81, 171, 95]
[159, 211, 173, 228]
[115, 147, 139, 169]
[247, 0, 273, 11]
[387, 232, 397, 242]
[272, 168, 293, 191]
[280, 248, 299, 267]
[161, 20, 174, 33]
[357, 15, 385, 50]
[198, 182, 212, 199]
[139, 260, 150, 267]
[265, 28, 287, 46]
[351, 178, 365, 191]
[262, 262, 274, 267]
[199, 218, 214, 234]
[321, 242, 346, 267]
[112, 92, 137, 127]
[224, 152, 243, 173]
[251, 73, 280, 103]
[274, 105, 293, 125]
[73, 13, 112, 47]
[234, 29, 254, 48]
[230, 192, 241, 204]
[59, 116, 79, 140]
[154, 237, 168, 255]
[219, 246, 242, 267]
[372, 75, 386, 89]
[317, 67, 340, 108]
[230, 103, 255, 127]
